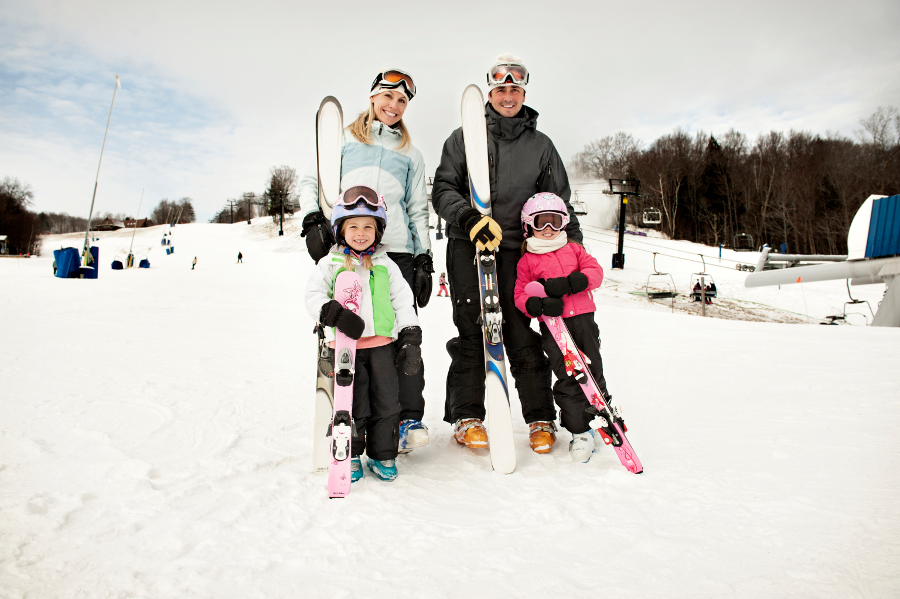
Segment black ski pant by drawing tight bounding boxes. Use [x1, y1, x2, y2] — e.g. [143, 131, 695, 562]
[350, 344, 401, 461]
[539, 313, 610, 435]
[443, 238, 556, 425]
[387, 252, 427, 422]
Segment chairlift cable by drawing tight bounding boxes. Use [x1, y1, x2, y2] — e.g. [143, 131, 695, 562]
[580, 226, 743, 271]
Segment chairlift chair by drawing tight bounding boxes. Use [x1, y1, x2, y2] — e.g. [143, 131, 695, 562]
[822, 280, 874, 325]
[571, 191, 588, 216]
[642, 207, 662, 226]
[645, 252, 677, 312]
[689, 254, 717, 304]
[733, 233, 754, 252]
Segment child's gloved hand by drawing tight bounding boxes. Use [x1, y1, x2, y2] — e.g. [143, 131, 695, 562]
[395, 326, 423, 375]
[541, 271, 589, 297]
[525, 296, 564, 318]
[320, 300, 365, 340]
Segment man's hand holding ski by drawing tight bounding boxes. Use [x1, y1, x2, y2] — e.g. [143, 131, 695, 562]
[458, 208, 502, 252]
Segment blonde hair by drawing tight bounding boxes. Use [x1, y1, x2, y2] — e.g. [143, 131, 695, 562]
[348, 99, 412, 153]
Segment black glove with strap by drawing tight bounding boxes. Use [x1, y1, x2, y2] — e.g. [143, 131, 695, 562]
[301, 211, 334, 263]
[458, 208, 502, 252]
[525, 296, 564, 318]
[413, 254, 434, 308]
[541, 271, 590, 297]
[395, 326, 423, 375]
[320, 300, 365, 340]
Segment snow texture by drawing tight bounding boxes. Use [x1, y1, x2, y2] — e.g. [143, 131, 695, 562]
[1, 218, 898, 598]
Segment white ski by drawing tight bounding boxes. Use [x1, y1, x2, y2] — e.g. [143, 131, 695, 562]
[461, 84, 516, 474]
[312, 96, 344, 474]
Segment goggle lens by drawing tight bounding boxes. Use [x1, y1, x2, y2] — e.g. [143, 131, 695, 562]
[490, 64, 528, 83]
[340, 186, 383, 210]
[532, 212, 564, 231]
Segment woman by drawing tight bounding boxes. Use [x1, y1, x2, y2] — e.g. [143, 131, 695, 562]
[299, 69, 432, 454]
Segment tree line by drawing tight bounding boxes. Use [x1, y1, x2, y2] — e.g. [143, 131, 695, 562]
[570, 106, 900, 254]
[0, 178, 196, 256]
[210, 165, 298, 224]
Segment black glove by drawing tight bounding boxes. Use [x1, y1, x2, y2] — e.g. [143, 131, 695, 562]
[413, 254, 434, 308]
[301, 211, 334, 263]
[525, 296, 564, 318]
[320, 300, 365, 340]
[567, 271, 589, 294]
[541, 271, 590, 297]
[458, 208, 502, 252]
[395, 326, 423, 375]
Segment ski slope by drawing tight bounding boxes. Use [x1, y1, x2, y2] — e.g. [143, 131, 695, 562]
[1, 218, 898, 598]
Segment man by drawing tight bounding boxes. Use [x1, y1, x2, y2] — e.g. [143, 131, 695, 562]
[431, 53, 582, 454]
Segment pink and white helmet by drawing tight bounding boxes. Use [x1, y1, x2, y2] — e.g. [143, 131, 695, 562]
[521, 192, 570, 237]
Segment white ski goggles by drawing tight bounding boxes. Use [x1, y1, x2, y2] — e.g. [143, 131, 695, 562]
[370, 69, 416, 100]
[531, 211, 566, 231]
[488, 63, 529, 87]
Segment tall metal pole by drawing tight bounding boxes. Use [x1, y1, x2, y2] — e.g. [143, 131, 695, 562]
[82, 74, 120, 268]
[279, 191, 285, 236]
[127, 188, 144, 267]
[612, 194, 627, 269]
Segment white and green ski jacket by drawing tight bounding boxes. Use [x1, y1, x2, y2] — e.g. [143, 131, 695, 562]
[305, 245, 419, 340]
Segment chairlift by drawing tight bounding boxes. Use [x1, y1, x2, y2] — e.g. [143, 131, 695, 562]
[645, 253, 677, 312]
[822, 280, 874, 325]
[689, 254, 717, 304]
[733, 233, 754, 252]
[571, 191, 588, 216]
[642, 207, 662, 226]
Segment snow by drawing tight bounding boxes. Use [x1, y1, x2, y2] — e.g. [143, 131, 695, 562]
[2, 218, 899, 598]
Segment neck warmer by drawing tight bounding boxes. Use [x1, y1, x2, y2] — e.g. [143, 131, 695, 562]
[525, 231, 568, 254]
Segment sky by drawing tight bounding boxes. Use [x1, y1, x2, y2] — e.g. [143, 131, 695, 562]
[2, 0, 899, 223]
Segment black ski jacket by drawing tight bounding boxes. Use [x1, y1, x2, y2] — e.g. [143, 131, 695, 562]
[432, 103, 582, 250]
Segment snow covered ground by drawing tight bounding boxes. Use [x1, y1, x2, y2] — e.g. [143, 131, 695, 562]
[2, 218, 898, 598]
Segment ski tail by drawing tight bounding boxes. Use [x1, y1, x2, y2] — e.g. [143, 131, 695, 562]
[316, 96, 343, 219]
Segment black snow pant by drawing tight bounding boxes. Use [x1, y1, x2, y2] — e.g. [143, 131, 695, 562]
[443, 238, 556, 425]
[539, 313, 610, 435]
[350, 344, 401, 461]
[387, 252, 427, 422]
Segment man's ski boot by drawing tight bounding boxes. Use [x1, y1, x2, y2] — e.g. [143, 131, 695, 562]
[398, 419, 430, 454]
[367, 458, 398, 481]
[350, 456, 363, 482]
[454, 418, 488, 449]
[528, 421, 557, 454]
[569, 430, 598, 463]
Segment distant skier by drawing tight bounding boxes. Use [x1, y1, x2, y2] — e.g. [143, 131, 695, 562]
[237, 252, 243, 264]
[192, 257, 197, 270]
[299, 68, 432, 455]
[305, 186, 423, 483]
[431, 52, 581, 454]
[437, 272, 449, 297]
[514, 193, 620, 463]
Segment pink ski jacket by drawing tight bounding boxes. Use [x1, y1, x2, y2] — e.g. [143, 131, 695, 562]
[514, 243, 604, 318]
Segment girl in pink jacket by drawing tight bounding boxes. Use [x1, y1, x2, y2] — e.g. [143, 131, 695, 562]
[513, 193, 611, 463]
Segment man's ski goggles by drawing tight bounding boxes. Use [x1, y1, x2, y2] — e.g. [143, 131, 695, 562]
[371, 69, 416, 100]
[488, 63, 529, 87]
[531, 211, 566, 231]
[338, 186, 386, 211]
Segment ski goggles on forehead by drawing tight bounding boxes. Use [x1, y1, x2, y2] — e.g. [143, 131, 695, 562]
[531, 212, 566, 231]
[339, 186, 386, 210]
[488, 63, 529, 86]
[371, 69, 416, 99]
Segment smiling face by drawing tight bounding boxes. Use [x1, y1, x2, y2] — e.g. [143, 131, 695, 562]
[370, 89, 408, 127]
[533, 225, 562, 240]
[488, 85, 525, 118]
[341, 216, 378, 252]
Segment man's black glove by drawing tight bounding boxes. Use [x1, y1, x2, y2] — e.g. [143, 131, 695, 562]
[395, 326, 423, 375]
[301, 211, 334, 263]
[413, 254, 434, 308]
[525, 296, 564, 318]
[320, 300, 365, 340]
[541, 271, 590, 297]
[458, 208, 502, 252]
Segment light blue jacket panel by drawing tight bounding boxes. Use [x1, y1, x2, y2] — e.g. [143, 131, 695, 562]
[299, 123, 431, 256]
[305, 245, 419, 340]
